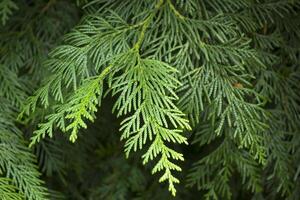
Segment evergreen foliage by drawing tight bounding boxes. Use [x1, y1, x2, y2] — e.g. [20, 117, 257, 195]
[0, 0, 300, 199]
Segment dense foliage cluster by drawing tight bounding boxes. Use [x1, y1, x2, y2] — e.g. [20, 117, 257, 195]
[0, 0, 300, 199]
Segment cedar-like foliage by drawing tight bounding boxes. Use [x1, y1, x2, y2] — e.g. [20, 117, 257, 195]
[1, 0, 300, 199]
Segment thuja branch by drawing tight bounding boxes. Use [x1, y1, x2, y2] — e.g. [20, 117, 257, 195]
[113, 0, 191, 196]
[30, 65, 113, 145]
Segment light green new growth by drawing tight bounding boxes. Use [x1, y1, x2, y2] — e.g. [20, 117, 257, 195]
[110, 52, 190, 195]
[23, 0, 191, 195]
[0, 178, 23, 200]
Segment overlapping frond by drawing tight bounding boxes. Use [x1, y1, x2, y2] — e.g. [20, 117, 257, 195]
[24, 1, 191, 194]
[20, 13, 133, 116]
[10, 0, 300, 198]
